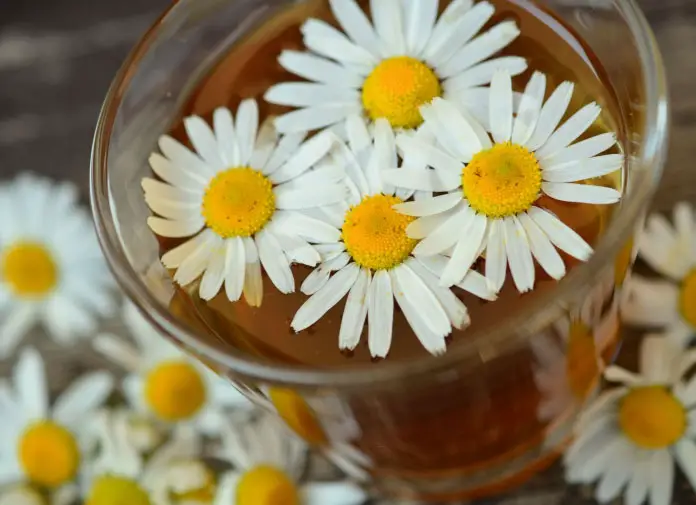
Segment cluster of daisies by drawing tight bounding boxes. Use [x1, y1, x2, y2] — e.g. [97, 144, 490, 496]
[0, 175, 366, 504]
[143, 0, 624, 358]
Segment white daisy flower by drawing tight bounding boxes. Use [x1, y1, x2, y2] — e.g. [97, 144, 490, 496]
[265, 0, 525, 135]
[143, 98, 346, 306]
[622, 202, 696, 347]
[290, 116, 497, 358]
[385, 70, 624, 292]
[215, 413, 366, 505]
[564, 336, 696, 505]
[83, 411, 212, 505]
[0, 173, 115, 358]
[0, 483, 76, 505]
[0, 347, 113, 492]
[93, 302, 252, 435]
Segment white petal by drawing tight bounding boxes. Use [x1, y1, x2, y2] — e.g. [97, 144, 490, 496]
[243, 260, 263, 308]
[511, 71, 547, 146]
[274, 104, 362, 134]
[526, 81, 574, 151]
[528, 206, 593, 261]
[440, 210, 487, 287]
[173, 233, 219, 286]
[53, 372, 114, 426]
[390, 268, 447, 355]
[649, 449, 674, 505]
[365, 118, 396, 194]
[370, 0, 406, 56]
[275, 183, 346, 210]
[280, 159, 345, 191]
[149, 152, 207, 188]
[420, 97, 484, 161]
[274, 233, 320, 266]
[345, 114, 371, 157]
[302, 481, 367, 505]
[543, 181, 621, 205]
[301, 253, 352, 295]
[392, 193, 462, 217]
[638, 212, 694, 281]
[594, 441, 634, 502]
[270, 211, 340, 244]
[263, 132, 307, 175]
[382, 168, 461, 192]
[537, 102, 602, 159]
[92, 333, 140, 371]
[0, 304, 36, 359]
[396, 263, 451, 334]
[503, 216, 536, 292]
[264, 82, 360, 108]
[339, 268, 370, 351]
[404, 0, 438, 56]
[199, 248, 226, 301]
[301, 19, 377, 67]
[406, 208, 456, 239]
[603, 365, 643, 386]
[442, 56, 527, 93]
[542, 154, 624, 183]
[674, 439, 696, 490]
[489, 70, 514, 143]
[142, 177, 201, 204]
[518, 212, 566, 281]
[412, 204, 472, 256]
[145, 193, 200, 222]
[147, 216, 205, 239]
[276, 50, 364, 88]
[484, 218, 507, 292]
[639, 335, 674, 383]
[235, 99, 259, 166]
[367, 270, 394, 358]
[438, 21, 520, 78]
[15, 347, 49, 419]
[327, 0, 381, 57]
[213, 107, 240, 167]
[158, 135, 213, 179]
[293, 263, 360, 331]
[249, 118, 279, 170]
[626, 454, 651, 505]
[224, 237, 248, 305]
[161, 230, 215, 268]
[396, 134, 463, 173]
[184, 115, 224, 170]
[255, 230, 294, 294]
[541, 132, 618, 166]
[270, 130, 337, 184]
[407, 259, 469, 329]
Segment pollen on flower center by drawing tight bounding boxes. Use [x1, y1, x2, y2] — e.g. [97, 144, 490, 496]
[462, 143, 542, 218]
[201, 167, 275, 238]
[619, 386, 686, 449]
[362, 56, 441, 130]
[565, 321, 600, 399]
[18, 420, 79, 487]
[85, 475, 151, 505]
[144, 361, 206, 421]
[2, 242, 58, 298]
[342, 194, 417, 271]
[680, 269, 696, 328]
[236, 465, 299, 505]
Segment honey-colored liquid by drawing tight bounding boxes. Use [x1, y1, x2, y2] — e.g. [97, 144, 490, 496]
[160, 0, 625, 497]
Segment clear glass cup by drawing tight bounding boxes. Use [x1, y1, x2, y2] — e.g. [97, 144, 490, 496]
[90, 0, 668, 501]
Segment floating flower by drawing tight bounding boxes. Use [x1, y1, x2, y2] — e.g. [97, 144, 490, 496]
[564, 336, 696, 505]
[83, 411, 211, 505]
[265, 0, 524, 134]
[291, 117, 496, 357]
[143, 98, 346, 306]
[0, 347, 113, 492]
[385, 70, 623, 292]
[0, 173, 115, 358]
[214, 413, 366, 505]
[622, 202, 696, 347]
[93, 302, 252, 435]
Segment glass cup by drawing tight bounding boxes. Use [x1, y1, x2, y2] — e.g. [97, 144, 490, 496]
[90, 0, 668, 501]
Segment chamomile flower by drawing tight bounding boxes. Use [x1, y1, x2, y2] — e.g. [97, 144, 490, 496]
[564, 336, 696, 505]
[0, 173, 115, 358]
[291, 116, 497, 358]
[385, 70, 623, 292]
[143, 98, 346, 306]
[266, 0, 525, 134]
[622, 202, 696, 347]
[93, 302, 252, 435]
[83, 411, 212, 505]
[215, 413, 366, 505]
[0, 347, 113, 492]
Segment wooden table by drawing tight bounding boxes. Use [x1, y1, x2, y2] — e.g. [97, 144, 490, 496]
[0, 0, 693, 503]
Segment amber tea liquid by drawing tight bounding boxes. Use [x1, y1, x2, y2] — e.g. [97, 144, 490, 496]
[161, 0, 625, 499]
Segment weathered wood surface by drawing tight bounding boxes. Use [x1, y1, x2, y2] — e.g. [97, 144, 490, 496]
[0, 0, 694, 503]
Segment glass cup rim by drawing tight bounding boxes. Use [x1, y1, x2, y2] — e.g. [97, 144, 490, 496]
[91, 0, 669, 389]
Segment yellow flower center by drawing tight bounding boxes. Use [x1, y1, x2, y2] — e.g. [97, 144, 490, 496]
[144, 361, 207, 421]
[342, 194, 417, 271]
[236, 465, 299, 505]
[362, 56, 441, 129]
[619, 386, 687, 449]
[201, 167, 275, 238]
[680, 269, 696, 328]
[2, 242, 58, 298]
[18, 421, 80, 487]
[268, 387, 327, 445]
[172, 462, 216, 502]
[565, 321, 600, 399]
[85, 475, 151, 505]
[462, 143, 542, 218]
